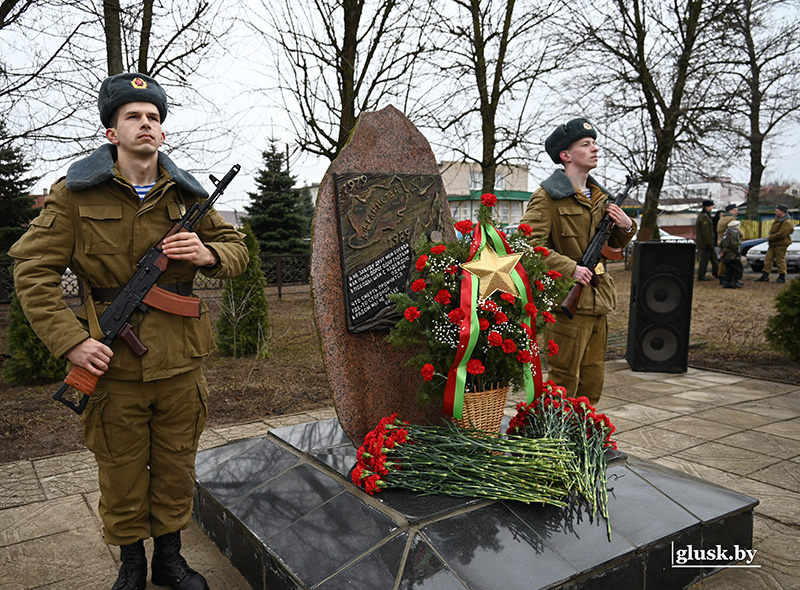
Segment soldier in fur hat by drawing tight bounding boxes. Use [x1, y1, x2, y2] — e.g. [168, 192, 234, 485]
[519, 118, 636, 405]
[10, 73, 248, 590]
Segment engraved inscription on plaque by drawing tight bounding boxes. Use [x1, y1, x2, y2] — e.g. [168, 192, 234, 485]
[334, 172, 448, 332]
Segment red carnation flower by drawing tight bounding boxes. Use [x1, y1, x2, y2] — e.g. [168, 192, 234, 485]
[466, 359, 485, 375]
[546, 270, 562, 280]
[446, 264, 460, 275]
[502, 339, 517, 354]
[411, 279, 426, 292]
[487, 331, 503, 346]
[518, 223, 533, 236]
[525, 303, 538, 318]
[533, 246, 550, 257]
[434, 289, 452, 305]
[481, 300, 498, 312]
[448, 308, 466, 324]
[430, 245, 447, 255]
[500, 293, 516, 304]
[494, 311, 508, 324]
[542, 311, 556, 324]
[455, 220, 474, 234]
[481, 193, 498, 207]
[415, 255, 428, 271]
[535, 280, 545, 292]
[421, 363, 435, 381]
[404, 307, 421, 322]
[547, 339, 559, 356]
[478, 318, 490, 330]
[517, 350, 532, 363]
[520, 322, 533, 337]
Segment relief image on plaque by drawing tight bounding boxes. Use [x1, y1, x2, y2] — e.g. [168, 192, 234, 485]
[334, 172, 450, 333]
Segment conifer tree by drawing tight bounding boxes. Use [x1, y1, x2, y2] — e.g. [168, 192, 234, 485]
[0, 120, 64, 383]
[0, 120, 38, 264]
[216, 220, 271, 358]
[245, 143, 312, 255]
[3, 290, 67, 384]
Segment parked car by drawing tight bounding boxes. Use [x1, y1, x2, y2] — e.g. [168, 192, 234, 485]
[745, 225, 800, 272]
[740, 237, 767, 256]
[622, 227, 694, 258]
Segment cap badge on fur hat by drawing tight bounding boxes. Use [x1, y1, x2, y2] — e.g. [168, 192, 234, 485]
[545, 117, 598, 165]
[98, 72, 168, 128]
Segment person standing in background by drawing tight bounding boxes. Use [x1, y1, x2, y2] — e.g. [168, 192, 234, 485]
[695, 199, 718, 281]
[755, 204, 794, 284]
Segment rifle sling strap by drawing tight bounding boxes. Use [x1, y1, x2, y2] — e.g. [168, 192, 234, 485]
[84, 291, 106, 341]
[91, 282, 201, 318]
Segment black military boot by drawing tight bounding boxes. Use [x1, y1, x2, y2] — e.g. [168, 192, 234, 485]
[152, 531, 210, 590]
[112, 540, 147, 590]
[755, 272, 769, 282]
[776, 274, 786, 283]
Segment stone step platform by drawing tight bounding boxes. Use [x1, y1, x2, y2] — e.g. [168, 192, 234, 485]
[193, 418, 758, 590]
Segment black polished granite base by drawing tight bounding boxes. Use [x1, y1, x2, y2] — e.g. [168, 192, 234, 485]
[193, 419, 758, 590]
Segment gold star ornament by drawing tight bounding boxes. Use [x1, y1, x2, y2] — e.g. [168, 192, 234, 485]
[461, 245, 522, 299]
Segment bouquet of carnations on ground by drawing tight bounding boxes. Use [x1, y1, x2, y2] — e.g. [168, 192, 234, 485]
[385, 193, 573, 420]
[507, 380, 617, 538]
[351, 413, 579, 505]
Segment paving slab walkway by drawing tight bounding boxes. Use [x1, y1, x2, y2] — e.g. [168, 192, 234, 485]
[1, 362, 798, 589]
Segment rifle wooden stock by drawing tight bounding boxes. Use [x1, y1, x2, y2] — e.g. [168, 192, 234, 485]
[53, 365, 100, 414]
[560, 283, 584, 319]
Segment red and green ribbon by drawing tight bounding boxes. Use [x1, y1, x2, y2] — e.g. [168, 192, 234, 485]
[443, 223, 543, 419]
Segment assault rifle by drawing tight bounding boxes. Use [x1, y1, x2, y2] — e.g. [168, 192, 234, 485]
[53, 164, 241, 414]
[560, 175, 637, 319]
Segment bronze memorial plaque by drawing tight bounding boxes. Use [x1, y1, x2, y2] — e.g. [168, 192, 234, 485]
[334, 172, 447, 333]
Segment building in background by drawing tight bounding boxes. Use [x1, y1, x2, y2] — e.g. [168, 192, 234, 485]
[438, 161, 530, 228]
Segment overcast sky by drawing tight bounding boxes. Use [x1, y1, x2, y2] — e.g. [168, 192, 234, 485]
[20, 7, 800, 212]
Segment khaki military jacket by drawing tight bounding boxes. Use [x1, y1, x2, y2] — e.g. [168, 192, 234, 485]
[695, 211, 715, 249]
[717, 213, 737, 241]
[519, 170, 636, 316]
[767, 215, 794, 247]
[10, 145, 249, 382]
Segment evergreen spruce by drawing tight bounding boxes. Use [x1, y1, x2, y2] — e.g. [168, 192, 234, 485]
[3, 290, 67, 384]
[0, 120, 38, 264]
[245, 143, 312, 255]
[216, 220, 271, 358]
[765, 278, 800, 362]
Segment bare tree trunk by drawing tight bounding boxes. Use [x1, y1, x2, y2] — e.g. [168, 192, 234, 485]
[138, 0, 154, 73]
[103, 0, 124, 75]
[338, 0, 363, 155]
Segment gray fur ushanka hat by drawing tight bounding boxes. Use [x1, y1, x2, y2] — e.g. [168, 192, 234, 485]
[98, 73, 168, 128]
[545, 118, 598, 164]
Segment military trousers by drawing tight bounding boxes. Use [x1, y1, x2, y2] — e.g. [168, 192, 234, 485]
[764, 244, 789, 275]
[544, 312, 607, 405]
[80, 367, 208, 546]
[697, 246, 719, 279]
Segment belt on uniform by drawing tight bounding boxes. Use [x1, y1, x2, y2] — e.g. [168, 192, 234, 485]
[91, 281, 194, 301]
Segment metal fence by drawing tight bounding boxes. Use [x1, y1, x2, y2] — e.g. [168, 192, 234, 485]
[0, 254, 311, 303]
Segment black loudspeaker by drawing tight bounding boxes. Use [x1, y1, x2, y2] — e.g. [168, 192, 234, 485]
[626, 241, 696, 373]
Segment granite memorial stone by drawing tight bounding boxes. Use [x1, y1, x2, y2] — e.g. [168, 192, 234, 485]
[311, 105, 455, 445]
